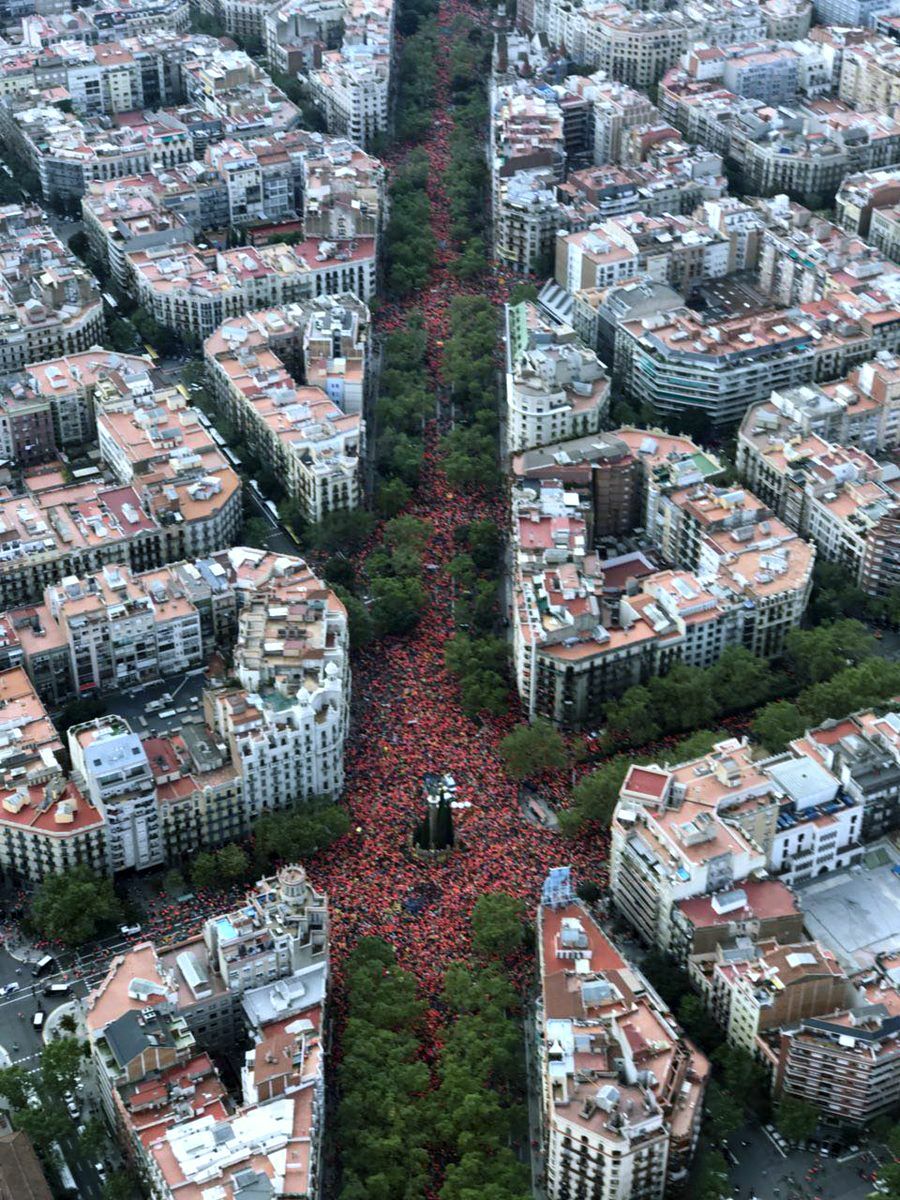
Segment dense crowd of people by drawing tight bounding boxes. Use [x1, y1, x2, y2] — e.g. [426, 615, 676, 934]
[311, 1, 608, 1001]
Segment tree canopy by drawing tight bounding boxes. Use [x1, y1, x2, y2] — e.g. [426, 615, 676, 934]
[471, 893, 526, 959]
[775, 1095, 819, 1143]
[498, 719, 567, 779]
[31, 866, 123, 946]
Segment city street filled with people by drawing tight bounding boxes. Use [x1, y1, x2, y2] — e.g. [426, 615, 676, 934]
[307, 0, 608, 1000]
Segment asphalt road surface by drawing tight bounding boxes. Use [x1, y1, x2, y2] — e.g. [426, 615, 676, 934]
[726, 1124, 876, 1200]
[0, 946, 111, 1196]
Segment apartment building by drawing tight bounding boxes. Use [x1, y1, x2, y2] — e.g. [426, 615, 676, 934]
[69, 715, 162, 872]
[511, 485, 653, 722]
[0, 668, 108, 882]
[128, 236, 375, 342]
[528, 2, 700, 90]
[504, 301, 610, 455]
[757, 207, 896, 306]
[510, 426, 813, 713]
[307, 49, 390, 149]
[5, 348, 242, 564]
[0, 387, 55, 469]
[815, 0, 895, 24]
[774, 980, 900, 1125]
[0, 203, 103, 377]
[737, 375, 900, 596]
[204, 547, 350, 811]
[44, 564, 203, 696]
[610, 733, 864, 954]
[799, 706, 900, 840]
[0, 38, 175, 119]
[616, 306, 816, 428]
[93, 376, 243, 559]
[85, 866, 327, 1198]
[762, 0, 813, 38]
[836, 166, 900, 237]
[80, 133, 383, 288]
[670, 878, 804, 963]
[840, 36, 900, 111]
[736, 104, 900, 208]
[127, 243, 304, 342]
[557, 148, 727, 228]
[300, 0, 394, 147]
[511, 430, 643, 540]
[610, 748, 769, 953]
[0, 479, 163, 611]
[265, 0, 346, 75]
[510, 471, 813, 724]
[659, 81, 900, 208]
[150, 726, 246, 862]
[495, 168, 562, 275]
[491, 83, 567, 273]
[23, 347, 147, 446]
[180, 41, 301, 140]
[556, 211, 730, 299]
[584, 75, 657, 165]
[0, 98, 194, 206]
[760, 752, 863, 886]
[205, 307, 364, 522]
[638, 478, 815, 658]
[745, 359, 900, 459]
[0, 549, 350, 879]
[42, 0, 192, 40]
[698, 938, 852, 1054]
[537, 867, 708, 1200]
[203, 862, 328, 994]
[683, 41, 826, 106]
[867, 203, 900, 266]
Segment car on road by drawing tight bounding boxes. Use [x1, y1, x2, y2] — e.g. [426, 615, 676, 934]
[120, 924, 142, 936]
[95, 1162, 107, 1183]
[33, 1011, 44, 1029]
[3, 982, 18, 994]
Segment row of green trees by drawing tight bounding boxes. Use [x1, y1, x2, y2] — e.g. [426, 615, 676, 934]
[363, 514, 432, 637]
[754, 657, 900, 752]
[395, 19, 438, 143]
[29, 800, 350, 945]
[601, 618, 882, 754]
[190, 800, 345, 885]
[441, 297, 500, 490]
[445, 21, 489, 273]
[443, 518, 509, 713]
[434, 960, 530, 1200]
[336, 893, 530, 1200]
[0, 1038, 134, 1200]
[337, 938, 431, 1200]
[386, 150, 435, 297]
[374, 317, 430, 509]
[603, 646, 776, 750]
[810, 558, 900, 629]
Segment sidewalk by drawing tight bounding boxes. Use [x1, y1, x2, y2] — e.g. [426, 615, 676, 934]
[523, 999, 548, 1200]
[44, 997, 87, 1045]
[1, 932, 43, 966]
